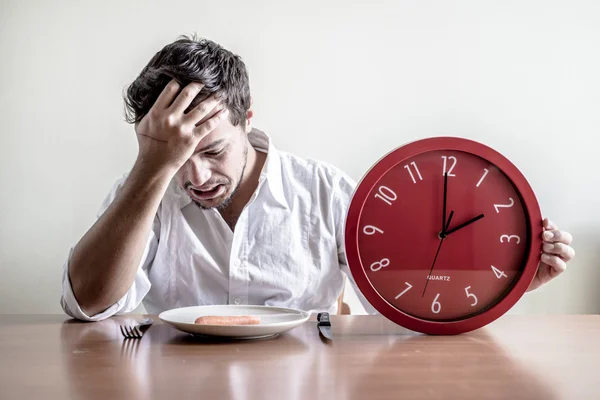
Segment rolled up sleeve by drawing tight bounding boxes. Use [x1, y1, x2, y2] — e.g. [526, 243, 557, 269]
[60, 229, 157, 321]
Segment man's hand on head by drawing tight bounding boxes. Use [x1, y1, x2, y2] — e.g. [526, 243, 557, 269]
[134, 80, 229, 173]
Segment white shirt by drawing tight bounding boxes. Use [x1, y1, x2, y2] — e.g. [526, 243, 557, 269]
[60, 128, 375, 321]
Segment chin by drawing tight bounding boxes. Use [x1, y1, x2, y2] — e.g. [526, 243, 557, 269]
[193, 189, 232, 210]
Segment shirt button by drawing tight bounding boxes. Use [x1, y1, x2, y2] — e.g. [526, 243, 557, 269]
[233, 259, 241, 267]
[233, 297, 242, 305]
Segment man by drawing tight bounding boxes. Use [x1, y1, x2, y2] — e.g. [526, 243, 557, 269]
[60, 35, 575, 321]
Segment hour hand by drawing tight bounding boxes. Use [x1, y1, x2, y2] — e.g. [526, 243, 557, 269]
[445, 214, 485, 236]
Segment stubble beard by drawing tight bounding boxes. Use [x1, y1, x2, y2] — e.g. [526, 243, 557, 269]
[193, 145, 248, 211]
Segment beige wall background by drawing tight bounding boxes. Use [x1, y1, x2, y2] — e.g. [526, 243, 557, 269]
[1, 0, 598, 316]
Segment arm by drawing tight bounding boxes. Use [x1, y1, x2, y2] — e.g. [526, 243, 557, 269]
[67, 163, 172, 317]
[65, 80, 229, 317]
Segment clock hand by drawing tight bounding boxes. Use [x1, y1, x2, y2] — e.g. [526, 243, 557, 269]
[440, 208, 454, 239]
[445, 213, 485, 236]
[424, 210, 454, 297]
[442, 172, 448, 234]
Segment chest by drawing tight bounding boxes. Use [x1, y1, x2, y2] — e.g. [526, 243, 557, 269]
[154, 201, 338, 281]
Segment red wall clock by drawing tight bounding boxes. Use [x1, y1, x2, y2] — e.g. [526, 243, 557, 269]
[344, 137, 543, 335]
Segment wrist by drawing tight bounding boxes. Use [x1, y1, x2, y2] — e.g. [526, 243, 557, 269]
[131, 156, 179, 186]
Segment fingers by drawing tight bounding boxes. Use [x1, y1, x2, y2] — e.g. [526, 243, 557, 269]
[193, 108, 229, 138]
[543, 242, 576, 261]
[184, 95, 223, 126]
[152, 79, 181, 110]
[169, 82, 204, 115]
[540, 253, 567, 275]
[542, 229, 573, 245]
[543, 217, 558, 230]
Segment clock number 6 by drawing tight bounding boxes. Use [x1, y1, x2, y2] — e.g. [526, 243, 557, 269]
[465, 286, 478, 306]
[374, 185, 397, 206]
[370, 258, 390, 272]
[431, 293, 441, 314]
[363, 225, 383, 235]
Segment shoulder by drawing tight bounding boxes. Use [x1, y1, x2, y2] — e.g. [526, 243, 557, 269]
[277, 150, 357, 194]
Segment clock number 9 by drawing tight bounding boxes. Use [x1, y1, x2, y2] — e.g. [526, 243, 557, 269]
[431, 293, 441, 314]
[363, 225, 383, 235]
[370, 258, 390, 272]
[374, 185, 397, 206]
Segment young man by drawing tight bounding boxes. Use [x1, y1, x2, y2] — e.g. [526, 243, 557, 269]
[60, 36, 575, 321]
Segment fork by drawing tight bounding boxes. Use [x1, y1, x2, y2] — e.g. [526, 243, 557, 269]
[119, 318, 154, 339]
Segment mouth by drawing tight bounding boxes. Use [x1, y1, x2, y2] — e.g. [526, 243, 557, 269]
[189, 184, 226, 201]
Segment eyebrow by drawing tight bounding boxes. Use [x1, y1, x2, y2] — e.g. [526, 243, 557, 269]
[195, 139, 227, 154]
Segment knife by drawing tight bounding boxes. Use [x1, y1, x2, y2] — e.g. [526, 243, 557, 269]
[317, 312, 333, 340]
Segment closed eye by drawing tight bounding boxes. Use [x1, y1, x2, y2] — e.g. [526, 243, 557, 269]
[204, 149, 225, 157]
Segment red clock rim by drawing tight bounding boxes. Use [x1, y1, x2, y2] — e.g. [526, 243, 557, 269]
[344, 136, 543, 335]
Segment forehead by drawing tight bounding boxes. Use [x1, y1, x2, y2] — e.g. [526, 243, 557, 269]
[193, 118, 241, 152]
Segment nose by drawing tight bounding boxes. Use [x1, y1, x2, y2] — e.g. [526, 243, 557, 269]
[186, 157, 212, 187]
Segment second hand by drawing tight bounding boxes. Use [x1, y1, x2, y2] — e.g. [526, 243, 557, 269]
[423, 211, 454, 297]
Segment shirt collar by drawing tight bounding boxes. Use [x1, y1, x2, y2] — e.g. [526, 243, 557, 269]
[248, 127, 289, 209]
[174, 127, 289, 210]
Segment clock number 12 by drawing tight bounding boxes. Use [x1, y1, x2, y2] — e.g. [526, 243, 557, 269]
[441, 156, 457, 176]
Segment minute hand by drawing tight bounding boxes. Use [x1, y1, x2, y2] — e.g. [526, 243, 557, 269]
[445, 214, 485, 236]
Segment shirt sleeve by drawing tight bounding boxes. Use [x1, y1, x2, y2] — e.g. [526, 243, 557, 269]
[60, 173, 159, 321]
[332, 169, 380, 315]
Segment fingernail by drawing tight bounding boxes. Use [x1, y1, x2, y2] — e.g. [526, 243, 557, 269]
[543, 243, 554, 252]
[541, 254, 551, 262]
[543, 231, 554, 240]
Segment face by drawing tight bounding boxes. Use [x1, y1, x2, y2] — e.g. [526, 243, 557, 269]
[177, 116, 249, 210]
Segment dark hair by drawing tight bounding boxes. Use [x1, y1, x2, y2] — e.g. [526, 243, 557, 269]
[123, 34, 251, 128]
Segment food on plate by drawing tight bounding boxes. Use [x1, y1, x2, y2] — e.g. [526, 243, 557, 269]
[194, 315, 261, 325]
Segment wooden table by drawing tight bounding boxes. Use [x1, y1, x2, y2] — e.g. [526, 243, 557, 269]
[0, 314, 598, 399]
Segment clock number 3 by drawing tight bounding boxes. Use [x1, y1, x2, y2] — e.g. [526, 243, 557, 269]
[370, 258, 390, 272]
[465, 286, 478, 306]
[500, 234, 521, 244]
[374, 185, 397, 206]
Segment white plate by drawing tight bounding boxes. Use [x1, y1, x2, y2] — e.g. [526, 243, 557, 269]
[158, 305, 310, 339]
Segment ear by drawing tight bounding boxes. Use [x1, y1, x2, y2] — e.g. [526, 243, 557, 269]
[244, 100, 254, 134]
